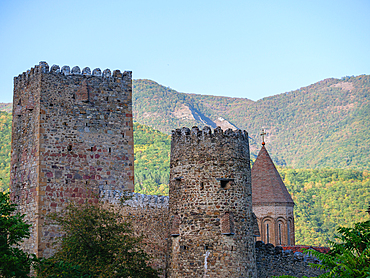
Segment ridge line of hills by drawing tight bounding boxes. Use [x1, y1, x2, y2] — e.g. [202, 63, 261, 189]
[0, 112, 369, 247]
[2, 74, 370, 170]
[132, 75, 370, 170]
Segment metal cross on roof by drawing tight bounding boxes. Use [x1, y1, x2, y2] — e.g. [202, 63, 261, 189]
[260, 128, 266, 145]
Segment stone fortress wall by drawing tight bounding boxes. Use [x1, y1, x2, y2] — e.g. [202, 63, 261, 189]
[12, 62, 326, 277]
[104, 192, 326, 278]
[101, 191, 170, 275]
[255, 242, 326, 278]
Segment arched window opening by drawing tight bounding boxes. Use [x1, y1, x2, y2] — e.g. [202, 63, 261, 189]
[266, 223, 270, 244]
[278, 223, 282, 245]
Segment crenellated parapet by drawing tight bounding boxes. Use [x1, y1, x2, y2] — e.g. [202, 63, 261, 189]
[170, 126, 250, 169]
[171, 126, 248, 143]
[14, 61, 132, 89]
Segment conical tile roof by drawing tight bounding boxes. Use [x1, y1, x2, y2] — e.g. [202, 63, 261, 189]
[252, 145, 294, 206]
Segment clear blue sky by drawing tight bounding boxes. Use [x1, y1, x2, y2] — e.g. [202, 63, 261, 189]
[0, 0, 369, 103]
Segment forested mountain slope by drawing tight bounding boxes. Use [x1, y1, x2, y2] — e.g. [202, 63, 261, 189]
[133, 124, 370, 246]
[2, 75, 369, 170]
[0, 112, 11, 191]
[0, 103, 12, 113]
[0, 111, 369, 246]
[133, 75, 370, 170]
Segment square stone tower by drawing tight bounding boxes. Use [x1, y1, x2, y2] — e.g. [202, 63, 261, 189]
[10, 62, 134, 257]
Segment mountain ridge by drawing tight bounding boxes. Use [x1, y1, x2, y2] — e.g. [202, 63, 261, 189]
[132, 75, 370, 170]
[2, 74, 369, 170]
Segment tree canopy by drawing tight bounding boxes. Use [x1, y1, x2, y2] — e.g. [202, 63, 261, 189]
[0, 192, 33, 277]
[36, 200, 160, 278]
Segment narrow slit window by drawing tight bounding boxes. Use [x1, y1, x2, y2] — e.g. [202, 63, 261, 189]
[266, 224, 270, 244]
[200, 182, 204, 190]
[108, 147, 111, 153]
[278, 224, 282, 245]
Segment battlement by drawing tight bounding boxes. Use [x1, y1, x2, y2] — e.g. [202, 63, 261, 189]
[170, 126, 250, 168]
[171, 126, 248, 144]
[172, 126, 248, 140]
[14, 61, 132, 87]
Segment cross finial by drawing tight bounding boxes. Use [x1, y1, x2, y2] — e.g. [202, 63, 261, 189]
[260, 128, 266, 145]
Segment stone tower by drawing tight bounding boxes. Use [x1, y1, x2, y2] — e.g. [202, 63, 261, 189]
[251, 143, 295, 246]
[167, 126, 257, 278]
[10, 62, 134, 257]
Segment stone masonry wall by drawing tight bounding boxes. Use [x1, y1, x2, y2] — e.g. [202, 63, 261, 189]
[255, 241, 326, 278]
[11, 62, 134, 257]
[104, 192, 325, 278]
[168, 126, 257, 278]
[11, 68, 42, 255]
[102, 192, 170, 277]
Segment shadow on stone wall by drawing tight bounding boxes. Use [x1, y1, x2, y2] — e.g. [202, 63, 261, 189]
[255, 241, 327, 278]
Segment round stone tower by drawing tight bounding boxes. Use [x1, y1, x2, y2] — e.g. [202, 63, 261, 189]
[167, 126, 257, 278]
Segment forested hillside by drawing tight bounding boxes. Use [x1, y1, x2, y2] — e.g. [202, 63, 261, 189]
[133, 75, 370, 170]
[0, 103, 12, 113]
[3, 75, 370, 170]
[134, 123, 170, 196]
[0, 111, 369, 246]
[1, 73, 370, 246]
[279, 167, 370, 246]
[0, 112, 11, 192]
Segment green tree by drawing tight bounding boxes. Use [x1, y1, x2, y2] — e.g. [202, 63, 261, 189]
[276, 219, 370, 278]
[36, 200, 159, 278]
[0, 192, 33, 277]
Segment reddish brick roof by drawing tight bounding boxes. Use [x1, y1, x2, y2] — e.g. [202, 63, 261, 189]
[252, 145, 294, 205]
[283, 245, 330, 254]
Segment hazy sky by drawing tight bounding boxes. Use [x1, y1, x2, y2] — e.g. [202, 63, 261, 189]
[0, 0, 369, 103]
